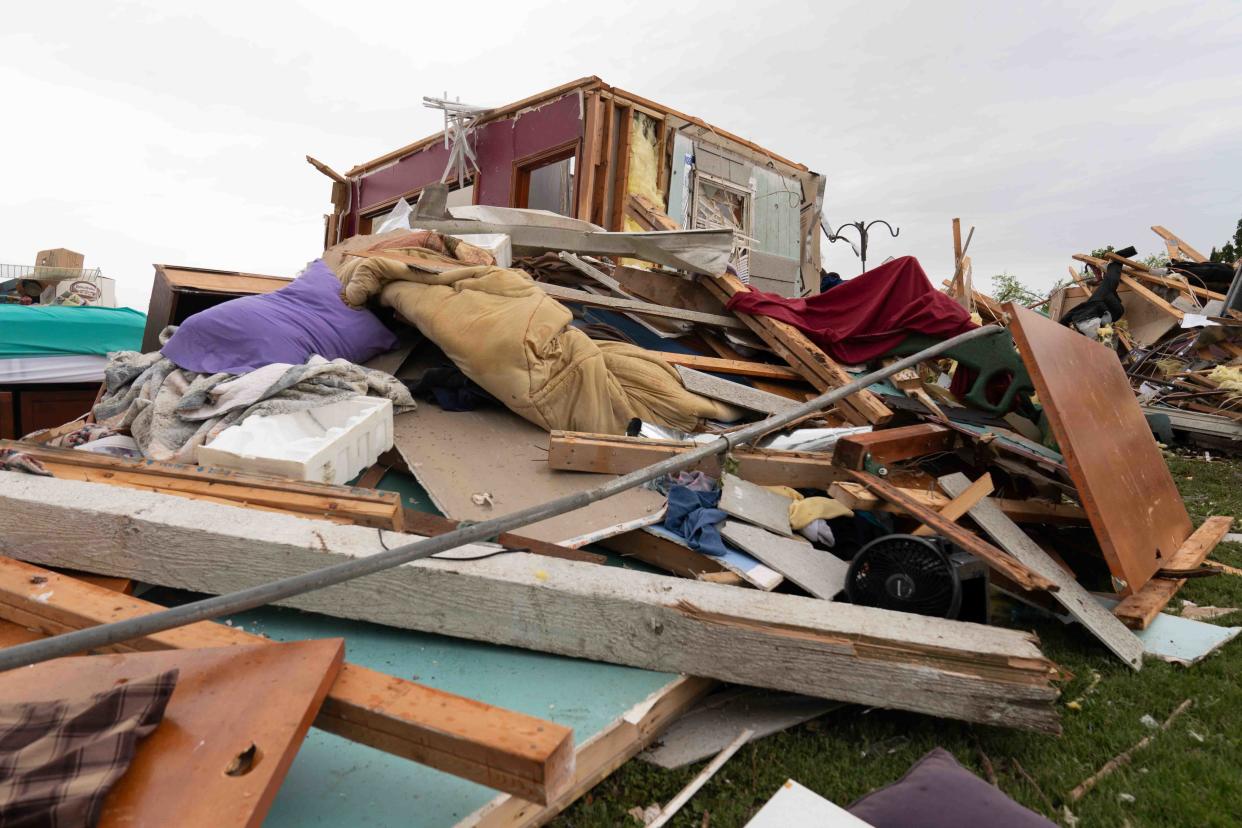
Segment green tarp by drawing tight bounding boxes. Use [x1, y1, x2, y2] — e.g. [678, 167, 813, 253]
[0, 305, 145, 358]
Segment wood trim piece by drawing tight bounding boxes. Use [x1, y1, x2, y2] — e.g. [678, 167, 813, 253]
[0, 556, 575, 805]
[697, 272, 891, 426]
[547, 431, 846, 490]
[1151, 225, 1208, 263]
[0, 473, 1062, 733]
[912, 473, 993, 537]
[845, 470, 1059, 593]
[1113, 516, 1235, 629]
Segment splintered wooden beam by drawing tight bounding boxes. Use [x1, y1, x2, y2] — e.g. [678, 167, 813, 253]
[696, 272, 892, 427]
[0, 473, 1061, 732]
[547, 431, 846, 489]
[828, 481, 1088, 526]
[832, 423, 957, 471]
[845, 470, 1058, 593]
[0, 556, 574, 804]
[1112, 516, 1235, 629]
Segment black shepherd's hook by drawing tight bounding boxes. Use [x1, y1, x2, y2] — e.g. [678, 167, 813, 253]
[824, 219, 900, 273]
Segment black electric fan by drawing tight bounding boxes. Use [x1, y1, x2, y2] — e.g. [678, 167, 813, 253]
[846, 534, 970, 619]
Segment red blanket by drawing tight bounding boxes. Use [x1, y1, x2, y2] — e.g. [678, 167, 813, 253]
[726, 256, 977, 364]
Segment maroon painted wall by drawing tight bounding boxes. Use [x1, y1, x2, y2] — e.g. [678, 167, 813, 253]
[355, 92, 584, 220]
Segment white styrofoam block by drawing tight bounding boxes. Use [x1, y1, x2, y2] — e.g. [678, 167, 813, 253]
[196, 396, 393, 485]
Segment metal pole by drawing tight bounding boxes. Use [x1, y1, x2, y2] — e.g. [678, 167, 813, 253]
[0, 325, 1003, 672]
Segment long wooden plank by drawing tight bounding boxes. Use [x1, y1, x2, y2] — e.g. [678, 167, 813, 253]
[0, 639, 344, 827]
[676, 366, 799, 414]
[656, 352, 802, 381]
[697, 272, 892, 427]
[828, 481, 1088, 526]
[1008, 303, 1193, 593]
[845, 470, 1058, 593]
[1113, 516, 1235, 630]
[0, 556, 575, 805]
[832, 423, 956, 471]
[0, 473, 1062, 732]
[537, 282, 746, 329]
[547, 431, 846, 489]
[939, 473, 1144, 669]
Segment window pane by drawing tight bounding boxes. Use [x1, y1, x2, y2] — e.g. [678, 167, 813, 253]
[527, 158, 574, 216]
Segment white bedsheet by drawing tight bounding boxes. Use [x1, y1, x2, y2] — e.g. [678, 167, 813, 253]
[0, 355, 108, 384]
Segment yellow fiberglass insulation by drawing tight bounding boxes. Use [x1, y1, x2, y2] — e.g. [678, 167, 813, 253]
[623, 112, 666, 234]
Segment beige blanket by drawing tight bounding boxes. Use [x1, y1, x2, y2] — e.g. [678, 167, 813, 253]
[337, 254, 738, 434]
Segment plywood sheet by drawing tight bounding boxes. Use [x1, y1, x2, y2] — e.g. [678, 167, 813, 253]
[392, 406, 664, 543]
[0, 640, 343, 828]
[1008, 303, 1193, 592]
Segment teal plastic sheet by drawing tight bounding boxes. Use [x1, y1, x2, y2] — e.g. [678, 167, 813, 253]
[0, 305, 145, 358]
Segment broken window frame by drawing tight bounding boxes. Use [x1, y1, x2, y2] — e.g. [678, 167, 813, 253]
[511, 141, 579, 217]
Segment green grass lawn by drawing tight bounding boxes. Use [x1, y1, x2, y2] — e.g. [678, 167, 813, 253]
[556, 453, 1242, 827]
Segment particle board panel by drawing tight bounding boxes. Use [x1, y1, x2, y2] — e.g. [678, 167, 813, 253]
[1007, 303, 1193, 593]
[0, 640, 344, 828]
[391, 407, 664, 544]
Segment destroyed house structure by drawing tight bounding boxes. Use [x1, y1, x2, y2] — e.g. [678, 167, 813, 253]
[320, 77, 825, 297]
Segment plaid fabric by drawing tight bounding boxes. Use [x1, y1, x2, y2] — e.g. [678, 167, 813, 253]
[0, 668, 178, 828]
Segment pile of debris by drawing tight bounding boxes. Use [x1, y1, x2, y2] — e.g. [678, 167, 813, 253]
[1055, 227, 1241, 454]
[0, 82, 1237, 826]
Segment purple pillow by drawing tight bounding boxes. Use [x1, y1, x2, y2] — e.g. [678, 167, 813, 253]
[161, 259, 398, 374]
[848, 748, 1056, 828]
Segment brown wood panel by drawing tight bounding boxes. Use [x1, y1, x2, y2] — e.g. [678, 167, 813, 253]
[1007, 303, 1193, 593]
[0, 392, 14, 439]
[16, 387, 99, 436]
[0, 640, 343, 828]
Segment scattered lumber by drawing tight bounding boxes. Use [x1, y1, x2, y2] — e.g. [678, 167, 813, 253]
[0, 556, 576, 804]
[0, 439, 403, 530]
[828, 481, 1088, 525]
[1112, 516, 1235, 630]
[939, 473, 1144, 669]
[0, 472, 1062, 732]
[697, 271, 892, 427]
[547, 431, 846, 489]
[845, 470, 1058, 593]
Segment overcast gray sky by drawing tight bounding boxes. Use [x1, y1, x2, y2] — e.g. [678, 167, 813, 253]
[3, 1, 1239, 312]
